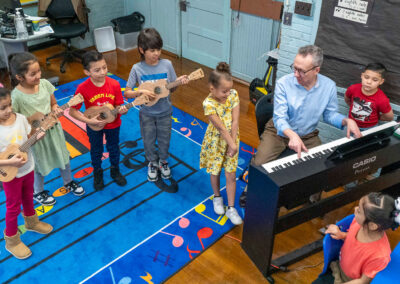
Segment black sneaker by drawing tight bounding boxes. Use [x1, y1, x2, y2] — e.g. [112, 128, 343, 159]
[65, 180, 85, 196]
[33, 190, 56, 206]
[93, 168, 104, 191]
[110, 166, 127, 186]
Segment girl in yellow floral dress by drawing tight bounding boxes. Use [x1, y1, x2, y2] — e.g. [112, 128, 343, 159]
[199, 62, 242, 225]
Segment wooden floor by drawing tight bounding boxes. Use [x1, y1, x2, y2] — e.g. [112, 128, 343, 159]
[1, 45, 399, 284]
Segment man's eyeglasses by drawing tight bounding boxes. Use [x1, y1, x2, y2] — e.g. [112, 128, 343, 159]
[290, 64, 318, 76]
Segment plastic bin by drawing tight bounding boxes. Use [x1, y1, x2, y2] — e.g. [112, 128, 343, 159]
[115, 31, 138, 51]
[93, 26, 116, 53]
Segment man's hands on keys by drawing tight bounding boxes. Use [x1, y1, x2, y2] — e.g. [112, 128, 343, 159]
[343, 118, 362, 138]
[287, 130, 308, 158]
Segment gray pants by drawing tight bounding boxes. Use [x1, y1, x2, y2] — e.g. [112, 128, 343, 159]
[139, 112, 172, 163]
[34, 163, 72, 194]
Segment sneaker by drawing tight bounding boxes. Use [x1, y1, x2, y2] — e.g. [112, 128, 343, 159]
[33, 190, 56, 206]
[357, 174, 377, 185]
[65, 181, 85, 196]
[148, 162, 158, 182]
[344, 181, 357, 191]
[309, 192, 322, 204]
[93, 168, 104, 191]
[213, 196, 225, 215]
[226, 207, 243, 225]
[110, 166, 127, 186]
[159, 160, 171, 179]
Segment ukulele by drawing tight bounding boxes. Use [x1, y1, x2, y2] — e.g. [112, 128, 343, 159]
[83, 94, 150, 131]
[28, 94, 84, 129]
[137, 68, 204, 107]
[0, 117, 55, 182]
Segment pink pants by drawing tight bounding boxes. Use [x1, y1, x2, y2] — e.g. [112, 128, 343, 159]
[3, 171, 36, 237]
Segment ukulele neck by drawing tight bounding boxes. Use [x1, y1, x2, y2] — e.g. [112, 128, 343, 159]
[166, 79, 185, 90]
[114, 101, 137, 115]
[50, 102, 69, 116]
[60, 103, 69, 111]
[19, 130, 41, 152]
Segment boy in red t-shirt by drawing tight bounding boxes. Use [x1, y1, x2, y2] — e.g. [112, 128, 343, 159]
[345, 63, 394, 129]
[69, 51, 128, 190]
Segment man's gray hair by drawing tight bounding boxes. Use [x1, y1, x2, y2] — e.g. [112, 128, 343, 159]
[298, 45, 323, 67]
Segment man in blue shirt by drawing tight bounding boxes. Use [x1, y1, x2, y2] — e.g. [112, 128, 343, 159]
[253, 45, 361, 166]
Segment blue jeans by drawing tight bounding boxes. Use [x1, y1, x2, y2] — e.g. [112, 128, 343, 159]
[86, 126, 120, 170]
[139, 112, 172, 163]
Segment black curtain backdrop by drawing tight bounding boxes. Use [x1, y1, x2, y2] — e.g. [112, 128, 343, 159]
[315, 0, 400, 104]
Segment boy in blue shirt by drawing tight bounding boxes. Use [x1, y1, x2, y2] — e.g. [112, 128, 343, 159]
[125, 28, 188, 183]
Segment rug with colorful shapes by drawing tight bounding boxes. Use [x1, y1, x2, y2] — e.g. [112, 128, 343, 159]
[0, 75, 253, 283]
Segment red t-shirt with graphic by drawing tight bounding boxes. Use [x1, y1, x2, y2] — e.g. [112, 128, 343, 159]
[73, 76, 124, 129]
[345, 83, 392, 128]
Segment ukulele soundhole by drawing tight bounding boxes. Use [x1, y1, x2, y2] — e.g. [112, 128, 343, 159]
[154, 87, 162, 95]
[7, 154, 15, 159]
[32, 120, 41, 128]
[99, 113, 107, 120]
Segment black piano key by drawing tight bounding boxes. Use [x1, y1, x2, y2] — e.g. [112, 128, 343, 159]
[278, 165, 284, 170]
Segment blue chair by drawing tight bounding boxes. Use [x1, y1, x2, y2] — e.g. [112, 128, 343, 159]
[320, 214, 355, 277]
[372, 242, 400, 283]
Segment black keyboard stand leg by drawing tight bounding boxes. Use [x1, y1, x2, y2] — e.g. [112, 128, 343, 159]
[267, 276, 275, 284]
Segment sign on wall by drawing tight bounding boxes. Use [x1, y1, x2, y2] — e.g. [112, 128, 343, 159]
[333, 0, 370, 24]
[315, 0, 400, 104]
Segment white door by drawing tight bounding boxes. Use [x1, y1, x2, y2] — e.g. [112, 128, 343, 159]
[180, 0, 231, 68]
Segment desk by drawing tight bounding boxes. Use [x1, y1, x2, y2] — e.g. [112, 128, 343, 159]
[0, 26, 53, 68]
[372, 242, 400, 283]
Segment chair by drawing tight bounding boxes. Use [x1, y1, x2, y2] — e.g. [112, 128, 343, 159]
[45, 0, 89, 73]
[372, 242, 400, 283]
[255, 92, 274, 137]
[319, 214, 354, 277]
[254, 93, 295, 158]
[239, 93, 294, 207]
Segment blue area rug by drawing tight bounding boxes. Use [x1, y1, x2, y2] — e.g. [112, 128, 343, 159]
[0, 75, 252, 283]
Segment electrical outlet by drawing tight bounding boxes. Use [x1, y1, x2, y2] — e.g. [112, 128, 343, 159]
[283, 12, 292, 26]
[294, 1, 312, 17]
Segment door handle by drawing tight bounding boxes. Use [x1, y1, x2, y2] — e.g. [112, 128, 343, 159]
[180, 0, 190, 12]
